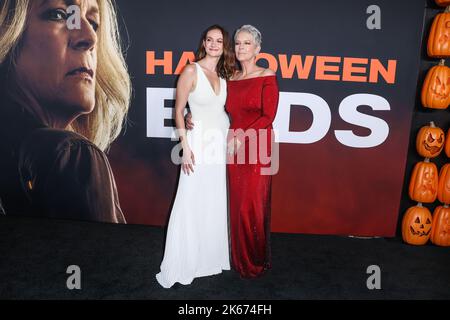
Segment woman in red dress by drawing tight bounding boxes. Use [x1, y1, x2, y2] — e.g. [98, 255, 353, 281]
[226, 25, 279, 278]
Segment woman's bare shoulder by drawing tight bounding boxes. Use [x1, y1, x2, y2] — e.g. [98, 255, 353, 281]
[178, 63, 197, 88]
[261, 68, 276, 76]
[181, 63, 197, 76]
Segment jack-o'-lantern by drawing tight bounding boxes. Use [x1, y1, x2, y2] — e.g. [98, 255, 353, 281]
[435, 0, 450, 7]
[428, 12, 450, 58]
[421, 61, 450, 109]
[402, 204, 433, 245]
[445, 129, 450, 158]
[430, 205, 450, 246]
[409, 159, 439, 203]
[416, 122, 445, 158]
[438, 163, 450, 204]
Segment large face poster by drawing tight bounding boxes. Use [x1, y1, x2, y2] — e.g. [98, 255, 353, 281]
[106, 0, 425, 236]
[0, 0, 426, 237]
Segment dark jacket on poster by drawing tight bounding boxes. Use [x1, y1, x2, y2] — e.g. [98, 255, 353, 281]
[0, 95, 126, 223]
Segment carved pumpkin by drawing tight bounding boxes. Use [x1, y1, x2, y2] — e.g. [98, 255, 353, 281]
[428, 13, 450, 58]
[438, 163, 450, 204]
[416, 121, 445, 158]
[409, 159, 439, 203]
[402, 204, 432, 245]
[430, 205, 450, 246]
[435, 0, 450, 7]
[446, 129, 450, 158]
[421, 62, 450, 109]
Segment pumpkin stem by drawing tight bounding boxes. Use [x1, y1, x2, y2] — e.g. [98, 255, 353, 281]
[424, 157, 430, 163]
[439, 59, 445, 66]
[417, 202, 423, 207]
[445, 6, 450, 13]
[429, 121, 436, 127]
[444, 204, 449, 208]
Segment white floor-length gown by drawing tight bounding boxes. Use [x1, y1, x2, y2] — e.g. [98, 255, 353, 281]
[156, 63, 230, 288]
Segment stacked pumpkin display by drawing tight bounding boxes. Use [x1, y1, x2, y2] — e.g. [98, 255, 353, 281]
[433, 160, 450, 246]
[403, 123, 440, 245]
[402, 123, 450, 246]
[402, 1, 450, 247]
[422, 4, 450, 110]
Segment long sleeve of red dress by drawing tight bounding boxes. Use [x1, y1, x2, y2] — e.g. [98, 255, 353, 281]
[244, 77, 279, 131]
[225, 75, 279, 278]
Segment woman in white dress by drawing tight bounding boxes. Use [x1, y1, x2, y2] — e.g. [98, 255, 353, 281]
[156, 25, 236, 288]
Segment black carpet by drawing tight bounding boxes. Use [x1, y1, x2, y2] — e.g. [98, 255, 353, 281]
[0, 215, 449, 300]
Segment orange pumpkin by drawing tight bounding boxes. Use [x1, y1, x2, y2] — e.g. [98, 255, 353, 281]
[428, 13, 450, 58]
[435, 0, 450, 7]
[438, 163, 450, 204]
[421, 62, 450, 109]
[416, 122, 445, 158]
[446, 129, 450, 158]
[430, 205, 450, 246]
[402, 204, 433, 245]
[409, 160, 439, 203]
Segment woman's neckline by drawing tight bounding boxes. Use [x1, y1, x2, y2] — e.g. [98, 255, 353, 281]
[228, 75, 276, 82]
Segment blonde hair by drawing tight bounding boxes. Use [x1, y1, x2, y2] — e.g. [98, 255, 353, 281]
[0, 0, 131, 151]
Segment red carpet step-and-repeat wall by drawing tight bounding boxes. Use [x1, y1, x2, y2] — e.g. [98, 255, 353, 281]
[107, 0, 431, 237]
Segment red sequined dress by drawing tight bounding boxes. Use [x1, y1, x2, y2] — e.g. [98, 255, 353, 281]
[225, 75, 279, 278]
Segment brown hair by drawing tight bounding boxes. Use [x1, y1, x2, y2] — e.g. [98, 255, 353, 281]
[195, 24, 235, 80]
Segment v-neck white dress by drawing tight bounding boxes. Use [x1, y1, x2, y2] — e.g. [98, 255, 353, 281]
[156, 63, 230, 288]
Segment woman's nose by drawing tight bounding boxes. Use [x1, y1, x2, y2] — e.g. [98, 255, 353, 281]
[70, 18, 97, 51]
